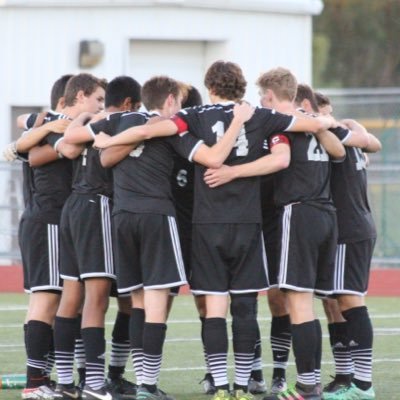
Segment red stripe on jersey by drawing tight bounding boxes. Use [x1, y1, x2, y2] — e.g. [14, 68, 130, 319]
[269, 134, 290, 148]
[171, 115, 188, 134]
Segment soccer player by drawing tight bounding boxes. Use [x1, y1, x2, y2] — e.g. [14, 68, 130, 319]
[50, 76, 142, 400]
[93, 75, 257, 400]
[202, 67, 345, 400]
[93, 61, 337, 400]
[18, 73, 105, 400]
[315, 92, 381, 400]
[2, 75, 74, 397]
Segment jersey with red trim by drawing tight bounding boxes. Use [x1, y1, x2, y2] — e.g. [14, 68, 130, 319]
[331, 147, 376, 243]
[174, 103, 294, 223]
[106, 111, 202, 216]
[270, 132, 335, 210]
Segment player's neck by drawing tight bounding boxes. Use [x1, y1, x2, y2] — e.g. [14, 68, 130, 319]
[209, 93, 234, 104]
[274, 100, 295, 115]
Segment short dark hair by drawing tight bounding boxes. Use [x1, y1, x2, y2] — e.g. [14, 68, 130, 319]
[64, 73, 107, 107]
[105, 75, 141, 108]
[204, 60, 247, 101]
[50, 74, 74, 110]
[314, 91, 331, 108]
[182, 85, 203, 108]
[295, 83, 319, 112]
[141, 76, 181, 111]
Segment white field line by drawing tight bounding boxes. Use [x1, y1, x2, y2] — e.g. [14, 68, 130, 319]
[0, 329, 399, 349]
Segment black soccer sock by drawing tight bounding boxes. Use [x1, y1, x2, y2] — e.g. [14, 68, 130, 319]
[231, 294, 258, 391]
[270, 314, 291, 379]
[108, 311, 130, 379]
[81, 327, 106, 391]
[200, 316, 210, 373]
[54, 316, 77, 385]
[342, 306, 373, 390]
[314, 319, 322, 384]
[328, 322, 352, 383]
[141, 322, 167, 392]
[291, 321, 316, 386]
[23, 323, 28, 357]
[250, 324, 264, 382]
[204, 318, 229, 391]
[130, 308, 145, 385]
[74, 314, 86, 384]
[44, 328, 55, 379]
[26, 320, 53, 388]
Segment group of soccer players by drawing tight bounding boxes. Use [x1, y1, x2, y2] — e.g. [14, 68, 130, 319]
[3, 59, 381, 400]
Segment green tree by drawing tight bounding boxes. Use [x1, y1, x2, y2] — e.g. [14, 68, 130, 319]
[313, 0, 400, 87]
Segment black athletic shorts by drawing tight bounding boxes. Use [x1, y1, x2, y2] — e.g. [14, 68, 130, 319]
[277, 203, 337, 296]
[60, 193, 115, 281]
[190, 223, 269, 295]
[113, 212, 187, 294]
[332, 238, 376, 296]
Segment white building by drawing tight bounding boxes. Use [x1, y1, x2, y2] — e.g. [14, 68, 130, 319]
[0, 0, 322, 261]
[0, 0, 323, 143]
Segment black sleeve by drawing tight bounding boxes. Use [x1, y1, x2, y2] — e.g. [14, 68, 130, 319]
[25, 113, 39, 130]
[44, 132, 63, 148]
[329, 126, 351, 142]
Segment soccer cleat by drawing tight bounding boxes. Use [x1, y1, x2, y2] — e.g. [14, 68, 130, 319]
[22, 385, 55, 399]
[248, 378, 267, 394]
[81, 385, 113, 400]
[135, 386, 175, 400]
[231, 389, 254, 399]
[328, 383, 376, 400]
[212, 389, 231, 400]
[270, 377, 287, 395]
[105, 376, 137, 399]
[53, 384, 82, 400]
[262, 383, 321, 400]
[322, 377, 351, 400]
[200, 373, 217, 395]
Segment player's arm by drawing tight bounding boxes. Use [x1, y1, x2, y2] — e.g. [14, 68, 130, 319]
[204, 136, 290, 188]
[16, 111, 47, 130]
[288, 112, 337, 134]
[340, 119, 382, 153]
[63, 111, 110, 144]
[93, 118, 177, 149]
[99, 144, 137, 168]
[28, 137, 82, 167]
[190, 102, 255, 168]
[16, 119, 71, 153]
[28, 145, 59, 167]
[314, 129, 346, 160]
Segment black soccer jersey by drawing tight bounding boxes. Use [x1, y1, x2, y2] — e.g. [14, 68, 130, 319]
[107, 112, 202, 216]
[18, 112, 49, 209]
[174, 103, 294, 223]
[30, 112, 73, 224]
[331, 147, 376, 243]
[70, 145, 113, 197]
[171, 154, 194, 224]
[270, 132, 335, 210]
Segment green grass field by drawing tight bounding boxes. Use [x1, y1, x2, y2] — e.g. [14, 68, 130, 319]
[0, 293, 399, 399]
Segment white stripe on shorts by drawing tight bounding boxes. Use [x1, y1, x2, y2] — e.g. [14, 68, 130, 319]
[47, 224, 59, 287]
[334, 244, 346, 291]
[278, 204, 292, 285]
[100, 195, 114, 276]
[167, 216, 187, 282]
[260, 231, 270, 287]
